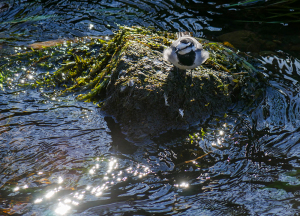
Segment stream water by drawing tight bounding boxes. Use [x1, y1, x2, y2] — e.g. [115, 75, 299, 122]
[1, 0, 300, 215]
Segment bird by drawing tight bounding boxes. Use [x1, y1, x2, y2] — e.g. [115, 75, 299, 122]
[163, 32, 209, 72]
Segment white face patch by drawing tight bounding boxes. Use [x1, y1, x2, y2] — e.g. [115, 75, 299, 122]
[177, 46, 193, 55]
[176, 42, 191, 51]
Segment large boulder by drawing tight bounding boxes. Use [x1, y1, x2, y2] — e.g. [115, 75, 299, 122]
[1, 26, 265, 139]
[99, 27, 265, 139]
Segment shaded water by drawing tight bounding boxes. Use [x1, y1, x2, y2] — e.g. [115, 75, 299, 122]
[1, 0, 300, 215]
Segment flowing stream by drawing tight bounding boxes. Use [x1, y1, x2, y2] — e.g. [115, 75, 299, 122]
[1, 0, 300, 215]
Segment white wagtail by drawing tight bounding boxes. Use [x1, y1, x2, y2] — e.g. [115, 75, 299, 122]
[163, 32, 209, 72]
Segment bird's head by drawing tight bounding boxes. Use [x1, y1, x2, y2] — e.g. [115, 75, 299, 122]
[175, 39, 195, 55]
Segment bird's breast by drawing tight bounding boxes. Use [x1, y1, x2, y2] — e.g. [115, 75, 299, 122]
[177, 50, 195, 67]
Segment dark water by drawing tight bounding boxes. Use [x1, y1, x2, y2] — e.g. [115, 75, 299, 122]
[1, 0, 300, 215]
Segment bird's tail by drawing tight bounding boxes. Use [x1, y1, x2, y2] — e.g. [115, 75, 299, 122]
[176, 31, 192, 38]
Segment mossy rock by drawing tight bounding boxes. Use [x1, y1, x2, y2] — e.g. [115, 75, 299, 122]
[1, 26, 265, 139]
[98, 27, 265, 139]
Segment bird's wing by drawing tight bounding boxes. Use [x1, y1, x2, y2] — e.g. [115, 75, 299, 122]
[191, 37, 203, 50]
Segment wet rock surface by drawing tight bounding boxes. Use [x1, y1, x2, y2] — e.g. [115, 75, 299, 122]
[100, 28, 264, 139]
[104, 42, 233, 138]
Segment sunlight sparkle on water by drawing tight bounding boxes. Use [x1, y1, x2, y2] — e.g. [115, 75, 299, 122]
[45, 190, 55, 198]
[76, 194, 84, 200]
[13, 186, 19, 192]
[179, 182, 189, 188]
[58, 176, 63, 184]
[64, 199, 71, 204]
[72, 201, 79, 206]
[179, 109, 184, 117]
[91, 187, 97, 194]
[55, 202, 71, 215]
[34, 198, 43, 203]
[96, 191, 102, 196]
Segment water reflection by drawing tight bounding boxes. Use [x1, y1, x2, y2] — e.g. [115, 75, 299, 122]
[1, 0, 298, 57]
[1, 0, 300, 214]
[1, 62, 300, 214]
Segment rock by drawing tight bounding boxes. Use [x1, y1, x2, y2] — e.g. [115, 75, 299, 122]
[10, 26, 264, 139]
[99, 27, 264, 139]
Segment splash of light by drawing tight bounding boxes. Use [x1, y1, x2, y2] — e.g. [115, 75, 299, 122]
[13, 186, 20, 192]
[72, 201, 79, 206]
[34, 198, 43, 203]
[55, 202, 71, 215]
[89, 169, 95, 174]
[45, 190, 55, 198]
[58, 176, 63, 184]
[179, 182, 189, 188]
[27, 74, 33, 79]
[91, 187, 97, 194]
[96, 191, 102, 196]
[64, 199, 71, 204]
[77, 194, 84, 200]
[179, 109, 184, 117]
